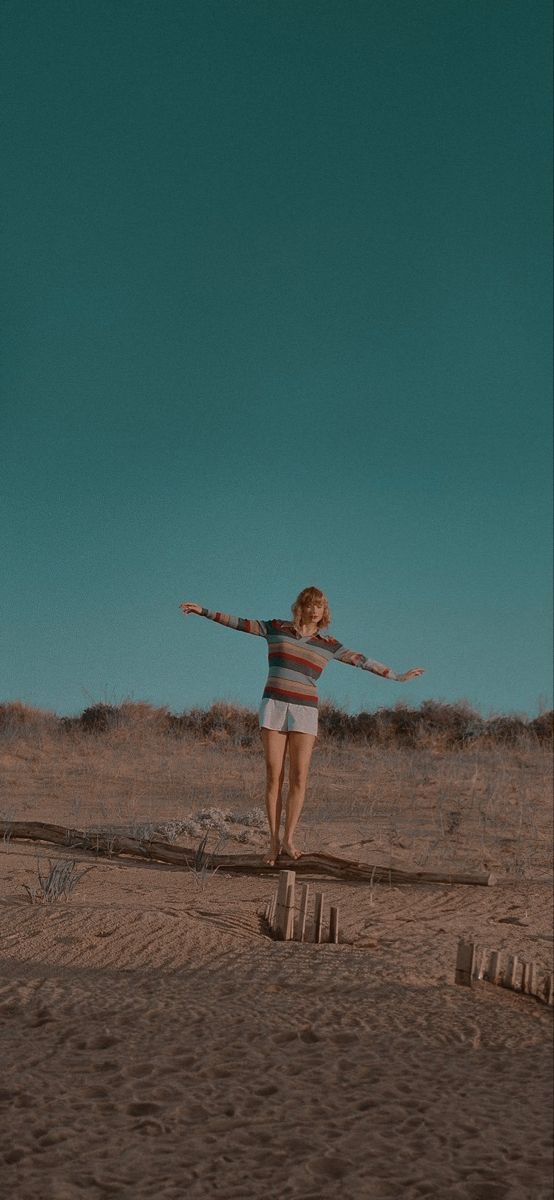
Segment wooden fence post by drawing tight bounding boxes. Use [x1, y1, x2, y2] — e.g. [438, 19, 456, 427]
[455, 940, 475, 987]
[329, 906, 339, 945]
[275, 870, 295, 940]
[503, 955, 519, 990]
[474, 947, 488, 981]
[487, 950, 502, 985]
[297, 883, 310, 942]
[522, 961, 537, 996]
[267, 888, 277, 933]
[458, 944, 550, 1006]
[284, 882, 295, 941]
[313, 893, 324, 944]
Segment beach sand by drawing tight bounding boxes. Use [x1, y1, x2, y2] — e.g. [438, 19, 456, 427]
[1, 738, 552, 1198]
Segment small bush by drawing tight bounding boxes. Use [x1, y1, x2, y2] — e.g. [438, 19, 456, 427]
[155, 819, 191, 844]
[3, 698, 551, 751]
[0, 701, 58, 740]
[483, 714, 531, 745]
[186, 833, 224, 889]
[117, 701, 172, 733]
[529, 711, 554, 743]
[167, 702, 258, 746]
[79, 703, 121, 734]
[228, 807, 266, 829]
[319, 701, 357, 742]
[22, 858, 91, 904]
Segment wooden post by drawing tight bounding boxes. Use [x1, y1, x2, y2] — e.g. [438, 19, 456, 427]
[473, 947, 488, 981]
[284, 882, 295, 941]
[313, 892, 324, 944]
[297, 883, 310, 942]
[503, 955, 519, 990]
[545, 974, 554, 1006]
[329, 905, 339, 945]
[522, 961, 537, 996]
[486, 950, 502, 985]
[267, 889, 277, 933]
[275, 870, 295, 940]
[455, 940, 475, 987]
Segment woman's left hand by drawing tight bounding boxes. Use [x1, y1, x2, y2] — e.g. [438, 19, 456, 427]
[398, 667, 425, 681]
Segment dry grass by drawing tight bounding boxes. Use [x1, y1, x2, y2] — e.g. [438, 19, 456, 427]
[1, 697, 551, 748]
[0, 700, 551, 883]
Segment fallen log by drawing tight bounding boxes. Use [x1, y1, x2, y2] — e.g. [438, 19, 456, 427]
[0, 820, 495, 886]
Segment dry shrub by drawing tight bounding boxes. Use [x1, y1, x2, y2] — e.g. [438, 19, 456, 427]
[318, 699, 484, 749]
[482, 714, 534, 745]
[530, 711, 554, 743]
[318, 701, 358, 742]
[167, 702, 258, 747]
[372, 703, 421, 747]
[117, 701, 171, 733]
[318, 699, 548, 750]
[412, 699, 484, 748]
[75, 700, 171, 736]
[78, 703, 121, 734]
[0, 701, 58, 740]
[3, 698, 551, 752]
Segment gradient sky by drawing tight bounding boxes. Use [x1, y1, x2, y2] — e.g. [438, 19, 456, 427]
[1, 0, 552, 719]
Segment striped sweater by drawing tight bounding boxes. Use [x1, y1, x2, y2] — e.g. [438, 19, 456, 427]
[199, 608, 401, 709]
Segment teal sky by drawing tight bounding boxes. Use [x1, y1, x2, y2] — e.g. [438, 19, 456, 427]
[2, 0, 552, 718]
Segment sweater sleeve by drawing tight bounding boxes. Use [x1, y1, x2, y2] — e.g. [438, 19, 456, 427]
[199, 608, 268, 638]
[331, 639, 401, 681]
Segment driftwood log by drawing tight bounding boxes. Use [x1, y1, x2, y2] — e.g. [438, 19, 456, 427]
[0, 820, 494, 886]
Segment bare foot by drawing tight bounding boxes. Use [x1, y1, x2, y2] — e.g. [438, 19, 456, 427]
[264, 840, 281, 866]
[281, 841, 302, 860]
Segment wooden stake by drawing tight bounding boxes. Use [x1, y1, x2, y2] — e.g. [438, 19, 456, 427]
[268, 889, 277, 932]
[329, 905, 339, 945]
[522, 961, 537, 996]
[455, 940, 475, 987]
[487, 950, 502, 985]
[297, 883, 310, 942]
[503, 955, 519, 990]
[284, 882, 295, 941]
[474, 947, 488, 981]
[545, 974, 554, 1006]
[313, 892, 324, 944]
[275, 870, 295, 940]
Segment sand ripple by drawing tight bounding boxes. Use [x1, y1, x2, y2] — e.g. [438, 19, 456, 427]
[1, 944, 552, 1200]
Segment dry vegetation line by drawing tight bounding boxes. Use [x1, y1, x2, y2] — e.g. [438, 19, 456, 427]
[1, 820, 494, 886]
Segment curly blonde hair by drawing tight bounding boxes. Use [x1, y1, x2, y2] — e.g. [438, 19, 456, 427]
[291, 586, 331, 632]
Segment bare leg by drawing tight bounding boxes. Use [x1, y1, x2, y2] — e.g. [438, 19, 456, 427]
[282, 732, 317, 859]
[260, 728, 289, 865]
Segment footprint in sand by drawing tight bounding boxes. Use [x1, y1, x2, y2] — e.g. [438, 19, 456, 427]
[127, 1101, 163, 1117]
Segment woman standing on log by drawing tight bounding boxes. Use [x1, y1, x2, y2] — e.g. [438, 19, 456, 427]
[180, 587, 424, 866]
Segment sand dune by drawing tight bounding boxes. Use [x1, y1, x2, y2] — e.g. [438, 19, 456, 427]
[1, 831, 553, 1200]
[1, 735, 552, 1198]
[1, 941, 552, 1200]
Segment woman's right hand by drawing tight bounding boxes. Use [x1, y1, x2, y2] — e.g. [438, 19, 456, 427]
[180, 601, 202, 615]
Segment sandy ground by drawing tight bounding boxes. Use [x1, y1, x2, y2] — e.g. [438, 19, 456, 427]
[1, 738, 553, 1198]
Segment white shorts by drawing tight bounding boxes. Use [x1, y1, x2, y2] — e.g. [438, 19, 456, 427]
[258, 697, 318, 736]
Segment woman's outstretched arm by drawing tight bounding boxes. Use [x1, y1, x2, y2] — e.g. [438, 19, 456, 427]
[331, 639, 424, 682]
[180, 602, 268, 638]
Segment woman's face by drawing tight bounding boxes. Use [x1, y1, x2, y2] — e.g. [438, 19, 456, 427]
[301, 597, 324, 625]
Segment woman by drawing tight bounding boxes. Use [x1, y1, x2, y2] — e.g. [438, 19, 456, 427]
[180, 587, 424, 866]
